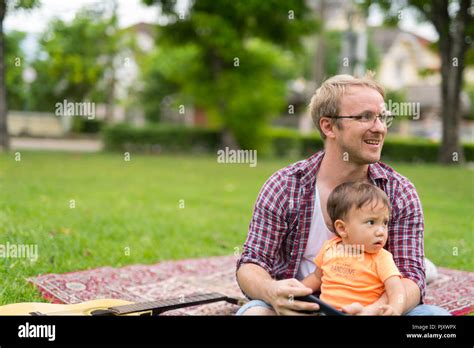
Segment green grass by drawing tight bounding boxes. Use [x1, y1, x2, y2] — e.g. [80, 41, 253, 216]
[0, 151, 472, 304]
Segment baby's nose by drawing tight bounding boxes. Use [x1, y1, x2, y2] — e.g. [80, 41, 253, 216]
[375, 227, 385, 236]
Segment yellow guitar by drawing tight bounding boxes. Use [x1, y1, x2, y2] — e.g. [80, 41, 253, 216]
[0, 292, 244, 316]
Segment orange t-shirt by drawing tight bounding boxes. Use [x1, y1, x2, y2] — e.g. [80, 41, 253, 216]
[314, 237, 402, 310]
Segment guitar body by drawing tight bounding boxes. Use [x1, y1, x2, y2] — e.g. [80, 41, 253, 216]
[0, 299, 141, 316]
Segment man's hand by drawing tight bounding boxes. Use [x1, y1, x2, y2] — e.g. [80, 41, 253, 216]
[267, 278, 320, 315]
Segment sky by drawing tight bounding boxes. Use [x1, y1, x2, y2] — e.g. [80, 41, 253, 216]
[4, 0, 161, 33]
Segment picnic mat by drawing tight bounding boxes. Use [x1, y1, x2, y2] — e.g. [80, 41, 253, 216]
[28, 255, 473, 315]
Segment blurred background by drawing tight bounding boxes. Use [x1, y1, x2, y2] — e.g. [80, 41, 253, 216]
[0, 0, 472, 304]
[0, 0, 473, 161]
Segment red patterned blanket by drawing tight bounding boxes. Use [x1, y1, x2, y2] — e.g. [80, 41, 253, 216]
[28, 255, 473, 315]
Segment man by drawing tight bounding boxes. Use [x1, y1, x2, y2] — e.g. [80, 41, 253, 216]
[235, 74, 450, 315]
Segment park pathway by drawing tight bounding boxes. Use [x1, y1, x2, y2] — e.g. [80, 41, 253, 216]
[11, 137, 103, 152]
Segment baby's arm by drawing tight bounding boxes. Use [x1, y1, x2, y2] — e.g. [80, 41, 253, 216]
[379, 276, 406, 315]
[301, 267, 323, 292]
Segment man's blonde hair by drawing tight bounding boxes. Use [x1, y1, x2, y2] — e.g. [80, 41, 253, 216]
[309, 73, 385, 139]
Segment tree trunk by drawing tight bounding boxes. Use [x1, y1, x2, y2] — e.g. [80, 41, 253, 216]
[431, 0, 469, 164]
[0, 0, 9, 151]
[104, 69, 116, 123]
[210, 49, 240, 149]
[313, 0, 326, 86]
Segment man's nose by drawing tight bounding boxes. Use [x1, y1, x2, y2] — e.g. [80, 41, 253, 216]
[370, 116, 386, 133]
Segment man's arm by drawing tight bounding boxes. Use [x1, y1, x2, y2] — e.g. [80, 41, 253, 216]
[237, 263, 319, 315]
[390, 182, 426, 302]
[236, 263, 276, 303]
[235, 171, 319, 315]
[235, 171, 288, 298]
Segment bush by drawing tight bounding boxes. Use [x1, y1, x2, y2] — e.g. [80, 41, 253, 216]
[382, 137, 474, 163]
[102, 124, 474, 162]
[72, 118, 104, 134]
[301, 134, 324, 157]
[265, 128, 303, 157]
[381, 138, 439, 162]
[103, 124, 220, 153]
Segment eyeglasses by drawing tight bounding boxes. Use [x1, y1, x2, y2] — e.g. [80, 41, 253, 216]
[326, 111, 394, 128]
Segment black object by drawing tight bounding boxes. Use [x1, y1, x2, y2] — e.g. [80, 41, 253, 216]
[107, 292, 244, 316]
[295, 294, 347, 316]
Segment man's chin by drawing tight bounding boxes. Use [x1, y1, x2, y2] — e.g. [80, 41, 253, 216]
[341, 148, 382, 165]
[366, 152, 381, 163]
[354, 152, 381, 165]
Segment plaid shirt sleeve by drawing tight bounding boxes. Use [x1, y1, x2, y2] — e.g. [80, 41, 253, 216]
[236, 171, 288, 278]
[389, 181, 426, 303]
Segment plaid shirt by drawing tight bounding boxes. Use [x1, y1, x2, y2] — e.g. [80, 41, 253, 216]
[237, 150, 426, 302]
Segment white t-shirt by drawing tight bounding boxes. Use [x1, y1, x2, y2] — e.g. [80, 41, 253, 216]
[296, 183, 334, 280]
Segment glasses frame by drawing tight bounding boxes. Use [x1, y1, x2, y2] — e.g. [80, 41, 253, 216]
[325, 112, 394, 127]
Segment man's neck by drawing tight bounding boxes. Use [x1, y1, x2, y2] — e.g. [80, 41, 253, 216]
[317, 147, 370, 187]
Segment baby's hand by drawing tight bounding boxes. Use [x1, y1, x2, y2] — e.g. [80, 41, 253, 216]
[341, 302, 379, 315]
[378, 304, 400, 316]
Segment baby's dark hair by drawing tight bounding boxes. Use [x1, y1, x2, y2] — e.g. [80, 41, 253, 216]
[327, 182, 391, 235]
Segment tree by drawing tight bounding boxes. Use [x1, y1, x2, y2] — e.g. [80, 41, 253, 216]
[4, 30, 26, 110]
[0, 0, 39, 151]
[361, 0, 474, 164]
[31, 4, 121, 109]
[142, 0, 317, 150]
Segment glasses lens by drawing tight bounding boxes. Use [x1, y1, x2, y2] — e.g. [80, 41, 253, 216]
[361, 113, 375, 122]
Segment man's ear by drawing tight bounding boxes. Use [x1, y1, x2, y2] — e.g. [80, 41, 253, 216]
[320, 117, 336, 139]
[334, 219, 347, 238]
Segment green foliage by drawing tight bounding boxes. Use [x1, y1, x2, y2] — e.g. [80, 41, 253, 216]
[72, 118, 104, 134]
[29, 5, 122, 111]
[360, 0, 473, 164]
[149, 0, 317, 51]
[265, 127, 303, 157]
[103, 123, 220, 153]
[366, 29, 381, 72]
[4, 30, 26, 110]
[319, 29, 380, 78]
[384, 88, 407, 127]
[102, 124, 474, 162]
[0, 151, 472, 303]
[141, 0, 317, 150]
[382, 136, 474, 162]
[9, 0, 39, 10]
[322, 30, 343, 77]
[139, 43, 198, 123]
[301, 133, 325, 157]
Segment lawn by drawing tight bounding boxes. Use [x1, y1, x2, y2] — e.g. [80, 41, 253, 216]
[0, 151, 472, 304]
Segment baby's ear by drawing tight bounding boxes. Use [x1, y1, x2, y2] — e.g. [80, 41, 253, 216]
[334, 219, 347, 238]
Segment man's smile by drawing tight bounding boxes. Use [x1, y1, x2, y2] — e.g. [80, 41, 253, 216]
[363, 138, 382, 148]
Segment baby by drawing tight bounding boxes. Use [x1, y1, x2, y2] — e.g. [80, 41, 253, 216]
[302, 181, 406, 315]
